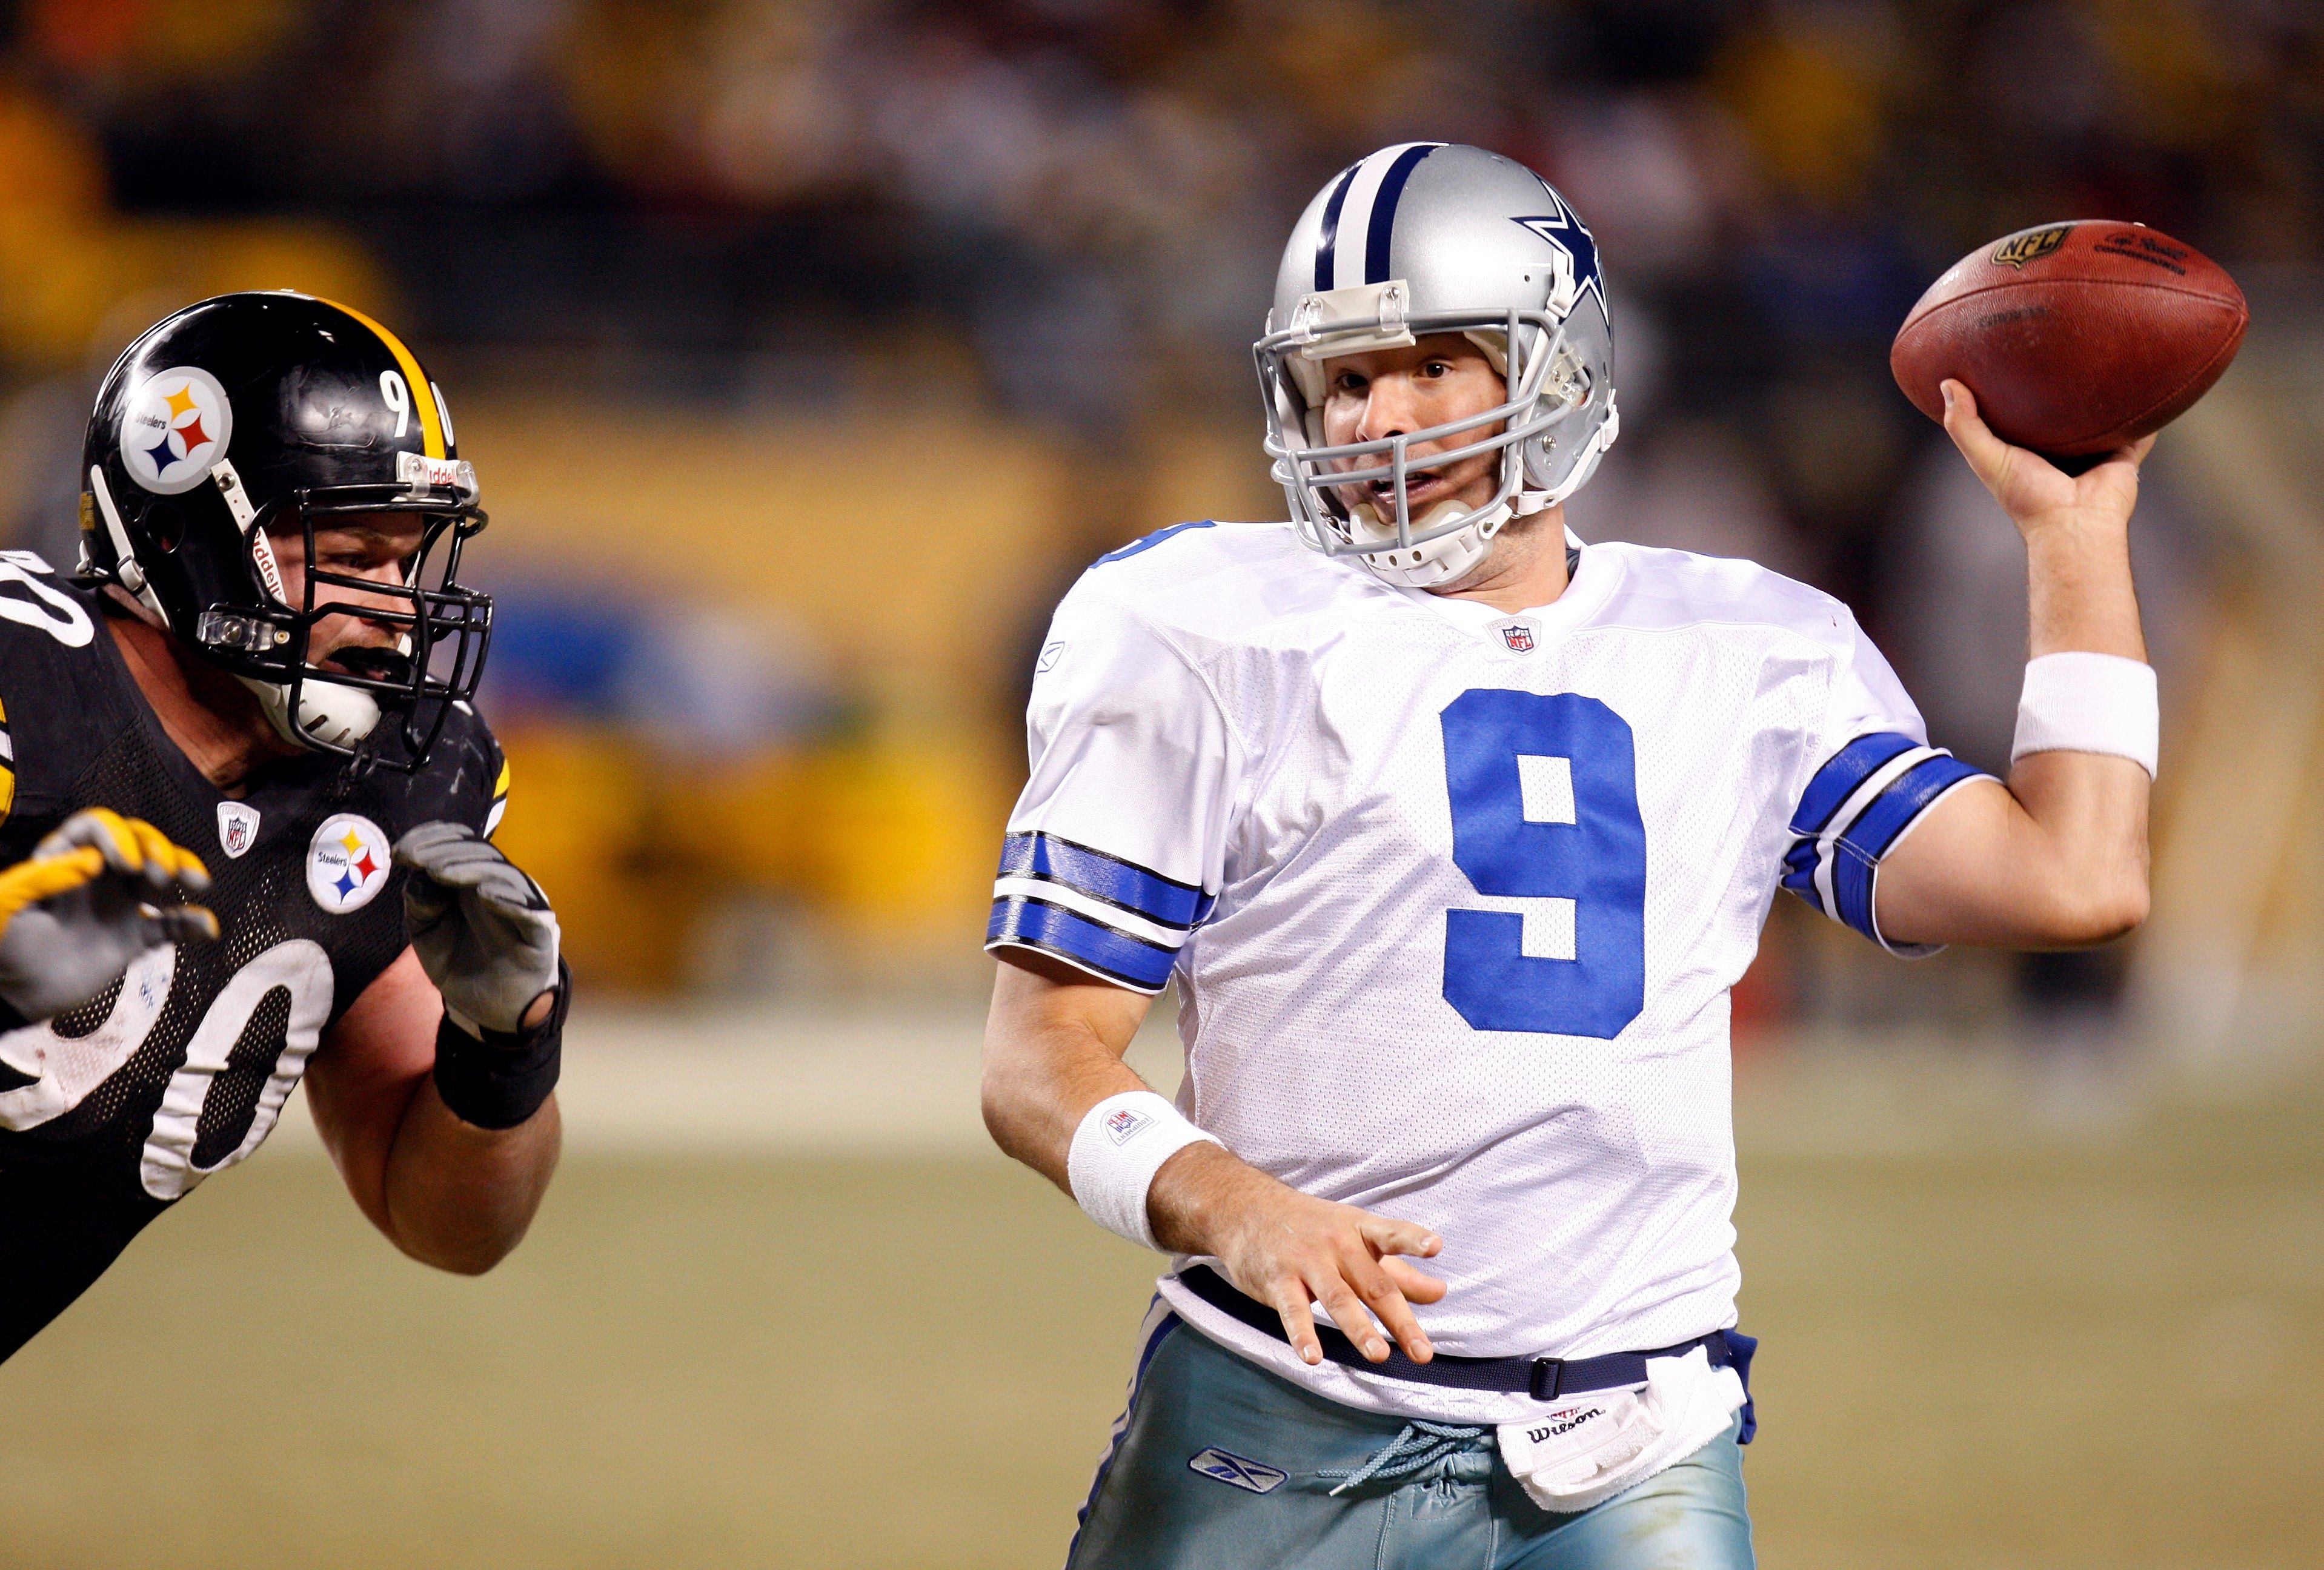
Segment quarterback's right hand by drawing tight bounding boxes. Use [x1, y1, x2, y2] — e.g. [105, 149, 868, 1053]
[0, 809, 219, 1023]
[1149, 1144, 1449, 1367]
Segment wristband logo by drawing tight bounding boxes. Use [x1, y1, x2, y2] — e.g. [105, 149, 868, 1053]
[1103, 1107, 1152, 1144]
[307, 813, 392, 913]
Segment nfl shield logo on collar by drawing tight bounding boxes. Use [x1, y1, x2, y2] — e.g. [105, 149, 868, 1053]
[1498, 620, 1538, 653]
[1188, 1447, 1288, 1495]
[216, 800, 260, 860]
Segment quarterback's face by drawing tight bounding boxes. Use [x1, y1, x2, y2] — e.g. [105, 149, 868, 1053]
[1319, 335, 1506, 519]
[265, 512, 426, 675]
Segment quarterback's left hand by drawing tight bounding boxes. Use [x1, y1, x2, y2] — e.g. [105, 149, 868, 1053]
[395, 822, 560, 1036]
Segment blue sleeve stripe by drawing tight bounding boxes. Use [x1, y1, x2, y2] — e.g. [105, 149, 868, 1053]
[1092, 520, 1217, 567]
[1779, 839, 1825, 914]
[997, 832, 1214, 930]
[1784, 752, 1990, 944]
[1831, 840, 1881, 938]
[985, 898, 1178, 992]
[1791, 732, 1921, 836]
[1839, 754, 1984, 864]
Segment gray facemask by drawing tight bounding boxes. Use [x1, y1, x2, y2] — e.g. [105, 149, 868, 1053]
[1255, 142, 1620, 589]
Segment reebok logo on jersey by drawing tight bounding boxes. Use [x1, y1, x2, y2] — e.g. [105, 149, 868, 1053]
[1103, 1107, 1152, 1144]
[1188, 1447, 1287, 1495]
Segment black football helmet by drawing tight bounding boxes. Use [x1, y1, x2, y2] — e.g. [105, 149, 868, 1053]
[79, 291, 491, 770]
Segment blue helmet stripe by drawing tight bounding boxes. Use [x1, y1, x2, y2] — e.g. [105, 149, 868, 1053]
[1313, 163, 1361, 293]
[1365, 143, 1441, 284]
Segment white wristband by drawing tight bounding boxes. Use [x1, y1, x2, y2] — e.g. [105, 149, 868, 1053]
[1066, 1091, 1222, 1251]
[2012, 652, 2159, 778]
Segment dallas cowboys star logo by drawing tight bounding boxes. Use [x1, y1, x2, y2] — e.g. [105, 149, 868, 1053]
[1511, 187, 1604, 316]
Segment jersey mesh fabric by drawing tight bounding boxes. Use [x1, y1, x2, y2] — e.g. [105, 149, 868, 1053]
[0, 574, 500, 1360]
[994, 523, 1961, 1425]
[13, 708, 411, 1156]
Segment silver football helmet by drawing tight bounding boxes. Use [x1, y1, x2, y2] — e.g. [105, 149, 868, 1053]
[1255, 142, 1619, 589]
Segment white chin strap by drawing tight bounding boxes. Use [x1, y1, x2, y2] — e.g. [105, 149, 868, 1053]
[236, 675, 383, 753]
[1344, 491, 1550, 589]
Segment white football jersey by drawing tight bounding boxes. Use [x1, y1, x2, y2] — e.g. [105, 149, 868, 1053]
[989, 520, 1987, 1423]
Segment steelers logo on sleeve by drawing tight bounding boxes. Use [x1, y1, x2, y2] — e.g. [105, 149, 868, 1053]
[308, 813, 393, 914]
[119, 366, 235, 496]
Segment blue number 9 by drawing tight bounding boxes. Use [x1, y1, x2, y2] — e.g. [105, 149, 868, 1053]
[1439, 689, 1646, 1039]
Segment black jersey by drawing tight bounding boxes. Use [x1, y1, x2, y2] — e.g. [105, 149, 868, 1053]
[0, 558, 506, 1360]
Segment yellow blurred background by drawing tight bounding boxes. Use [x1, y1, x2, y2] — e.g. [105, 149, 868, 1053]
[4, 0, 2320, 1034]
[3, 2, 2323, 1566]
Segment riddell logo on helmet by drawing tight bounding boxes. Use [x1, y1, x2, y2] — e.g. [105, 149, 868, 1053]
[120, 367, 234, 496]
[397, 452, 465, 491]
[248, 529, 291, 603]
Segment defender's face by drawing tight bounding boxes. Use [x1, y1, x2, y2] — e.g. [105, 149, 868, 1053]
[265, 512, 427, 677]
[1319, 334, 1507, 519]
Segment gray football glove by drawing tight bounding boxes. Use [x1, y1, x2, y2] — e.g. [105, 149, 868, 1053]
[0, 808, 219, 1022]
[395, 821, 560, 1036]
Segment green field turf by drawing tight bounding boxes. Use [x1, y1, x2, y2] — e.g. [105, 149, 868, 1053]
[2, 1074, 2319, 1570]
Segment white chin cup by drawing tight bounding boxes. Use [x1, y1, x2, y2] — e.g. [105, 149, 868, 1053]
[237, 674, 383, 752]
[1343, 493, 1547, 589]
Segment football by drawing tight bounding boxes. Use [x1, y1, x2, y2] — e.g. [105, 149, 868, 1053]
[1890, 220, 2248, 459]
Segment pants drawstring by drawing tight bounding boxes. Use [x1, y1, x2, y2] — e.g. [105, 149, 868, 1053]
[1318, 1419, 1489, 1496]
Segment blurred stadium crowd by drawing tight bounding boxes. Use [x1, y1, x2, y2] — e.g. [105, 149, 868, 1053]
[2, 0, 2320, 1024]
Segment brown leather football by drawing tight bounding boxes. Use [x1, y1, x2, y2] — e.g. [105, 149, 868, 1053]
[1890, 220, 2248, 457]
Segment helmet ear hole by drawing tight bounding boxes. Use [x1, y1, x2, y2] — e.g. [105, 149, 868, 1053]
[145, 502, 184, 554]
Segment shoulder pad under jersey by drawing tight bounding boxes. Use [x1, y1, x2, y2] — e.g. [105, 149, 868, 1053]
[0, 556, 140, 835]
[348, 701, 508, 844]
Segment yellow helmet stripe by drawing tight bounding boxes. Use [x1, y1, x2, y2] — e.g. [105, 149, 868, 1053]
[317, 298, 447, 460]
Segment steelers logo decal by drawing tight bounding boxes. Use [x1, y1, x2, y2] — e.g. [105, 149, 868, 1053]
[120, 365, 234, 495]
[307, 813, 393, 915]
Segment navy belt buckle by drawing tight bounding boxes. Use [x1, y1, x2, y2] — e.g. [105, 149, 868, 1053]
[1529, 1357, 1565, 1401]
